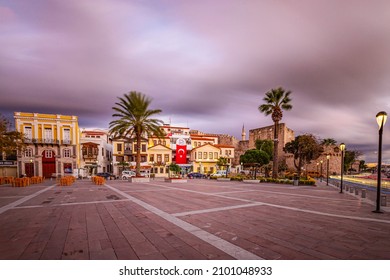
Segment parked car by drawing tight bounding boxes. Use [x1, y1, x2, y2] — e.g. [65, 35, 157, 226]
[140, 170, 150, 177]
[212, 170, 228, 177]
[122, 170, 136, 180]
[96, 172, 117, 180]
[187, 172, 206, 179]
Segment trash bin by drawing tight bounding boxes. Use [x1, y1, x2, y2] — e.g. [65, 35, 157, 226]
[293, 176, 299, 186]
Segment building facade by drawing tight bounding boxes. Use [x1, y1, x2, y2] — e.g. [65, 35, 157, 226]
[14, 112, 80, 178]
[80, 129, 113, 176]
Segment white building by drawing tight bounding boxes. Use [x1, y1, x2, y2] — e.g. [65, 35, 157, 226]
[80, 129, 113, 176]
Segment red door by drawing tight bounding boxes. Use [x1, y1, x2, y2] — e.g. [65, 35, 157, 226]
[42, 150, 56, 178]
[25, 162, 34, 177]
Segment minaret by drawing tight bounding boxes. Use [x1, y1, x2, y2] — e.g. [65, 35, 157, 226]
[242, 124, 246, 141]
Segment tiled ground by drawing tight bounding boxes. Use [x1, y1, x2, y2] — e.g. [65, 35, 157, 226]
[0, 178, 389, 260]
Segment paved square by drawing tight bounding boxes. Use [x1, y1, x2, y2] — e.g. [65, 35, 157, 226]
[1, 179, 390, 260]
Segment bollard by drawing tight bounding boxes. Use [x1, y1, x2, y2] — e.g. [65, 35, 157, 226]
[349, 187, 353, 193]
[355, 188, 359, 195]
[381, 195, 387, 207]
[345, 185, 349, 191]
[361, 189, 366, 198]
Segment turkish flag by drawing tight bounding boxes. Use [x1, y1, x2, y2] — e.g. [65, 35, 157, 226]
[176, 144, 187, 164]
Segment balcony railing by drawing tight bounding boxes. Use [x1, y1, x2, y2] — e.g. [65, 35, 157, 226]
[82, 153, 98, 160]
[24, 138, 73, 145]
[25, 138, 60, 145]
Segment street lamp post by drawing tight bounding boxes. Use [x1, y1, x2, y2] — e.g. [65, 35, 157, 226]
[326, 154, 330, 186]
[339, 143, 346, 193]
[373, 111, 387, 213]
[320, 160, 323, 182]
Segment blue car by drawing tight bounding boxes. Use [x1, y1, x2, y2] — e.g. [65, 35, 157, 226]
[187, 172, 206, 179]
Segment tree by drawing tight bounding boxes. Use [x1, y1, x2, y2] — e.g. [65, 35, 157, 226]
[344, 150, 362, 173]
[284, 134, 323, 177]
[240, 149, 270, 168]
[169, 163, 181, 177]
[255, 139, 274, 160]
[217, 156, 228, 170]
[321, 138, 337, 146]
[0, 114, 26, 160]
[240, 149, 270, 179]
[258, 87, 292, 178]
[109, 91, 165, 176]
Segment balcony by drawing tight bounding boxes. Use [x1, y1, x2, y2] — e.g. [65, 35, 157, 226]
[124, 148, 133, 155]
[26, 138, 60, 145]
[82, 153, 98, 161]
[61, 139, 72, 145]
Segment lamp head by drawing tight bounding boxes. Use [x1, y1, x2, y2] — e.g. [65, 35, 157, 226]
[327, 155, 330, 160]
[376, 111, 387, 129]
[340, 143, 346, 151]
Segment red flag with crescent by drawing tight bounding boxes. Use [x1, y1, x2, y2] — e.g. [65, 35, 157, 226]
[176, 138, 187, 164]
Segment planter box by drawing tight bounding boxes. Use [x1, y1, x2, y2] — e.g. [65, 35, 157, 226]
[243, 180, 260, 183]
[129, 177, 150, 183]
[217, 178, 231, 181]
[164, 178, 188, 183]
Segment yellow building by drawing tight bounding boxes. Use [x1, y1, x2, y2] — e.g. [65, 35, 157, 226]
[215, 144, 235, 167]
[148, 144, 172, 177]
[112, 137, 150, 176]
[14, 112, 80, 178]
[191, 143, 221, 174]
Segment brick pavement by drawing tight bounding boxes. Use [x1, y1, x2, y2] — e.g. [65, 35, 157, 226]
[0, 178, 389, 260]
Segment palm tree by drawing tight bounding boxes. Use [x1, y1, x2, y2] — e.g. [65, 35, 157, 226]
[109, 91, 165, 176]
[321, 138, 337, 146]
[258, 87, 292, 178]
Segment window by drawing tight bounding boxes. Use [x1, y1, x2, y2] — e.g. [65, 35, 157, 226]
[209, 152, 213, 159]
[44, 150, 53, 158]
[63, 149, 71, 158]
[150, 155, 154, 162]
[142, 144, 146, 153]
[198, 152, 202, 159]
[63, 128, 70, 144]
[102, 148, 104, 157]
[214, 152, 218, 159]
[44, 128, 52, 143]
[25, 148, 33, 157]
[164, 154, 169, 163]
[203, 152, 207, 159]
[157, 154, 162, 163]
[24, 127, 32, 141]
[117, 143, 122, 152]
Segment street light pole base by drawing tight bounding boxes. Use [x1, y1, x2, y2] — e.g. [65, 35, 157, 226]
[372, 210, 383, 214]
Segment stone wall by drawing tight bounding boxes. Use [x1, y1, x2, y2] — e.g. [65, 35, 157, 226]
[285, 145, 343, 176]
[248, 123, 295, 163]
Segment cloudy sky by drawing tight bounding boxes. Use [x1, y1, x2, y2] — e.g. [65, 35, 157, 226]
[1, 0, 390, 163]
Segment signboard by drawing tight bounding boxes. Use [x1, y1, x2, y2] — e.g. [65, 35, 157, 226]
[0, 161, 16, 166]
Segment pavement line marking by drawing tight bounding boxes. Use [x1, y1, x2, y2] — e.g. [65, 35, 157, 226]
[0, 184, 57, 215]
[149, 183, 390, 225]
[104, 183, 262, 260]
[14, 198, 132, 209]
[173, 202, 265, 217]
